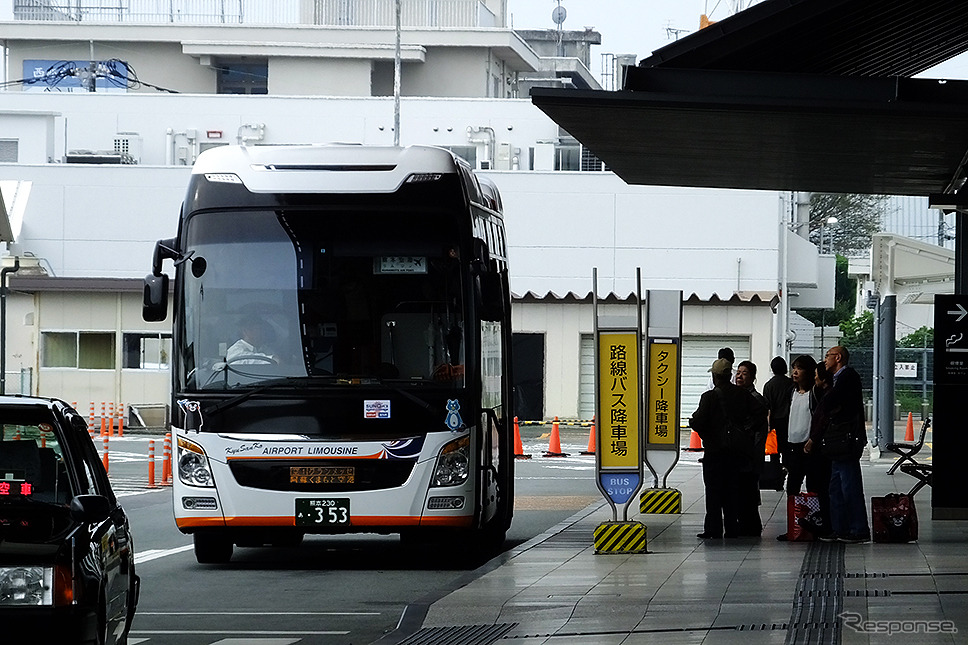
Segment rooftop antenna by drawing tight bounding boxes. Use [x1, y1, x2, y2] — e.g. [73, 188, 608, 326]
[552, 1, 567, 57]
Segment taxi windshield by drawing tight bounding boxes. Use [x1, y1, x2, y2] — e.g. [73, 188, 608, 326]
[0, 412, 73, 506]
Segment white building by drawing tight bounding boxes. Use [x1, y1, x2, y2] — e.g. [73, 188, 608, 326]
[0, 0, 832, 424]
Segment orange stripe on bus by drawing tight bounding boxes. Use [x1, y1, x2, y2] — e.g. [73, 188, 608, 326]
[177, 515, 473, 528]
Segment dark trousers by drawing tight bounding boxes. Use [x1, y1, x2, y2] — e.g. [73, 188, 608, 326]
[702, 457, 739, 537]
[736, 471, 762, 536]
[829, 458, 869, 538]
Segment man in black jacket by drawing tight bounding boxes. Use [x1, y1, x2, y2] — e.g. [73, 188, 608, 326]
[690, 358, 767, 539]
[808, 345, 870, 543]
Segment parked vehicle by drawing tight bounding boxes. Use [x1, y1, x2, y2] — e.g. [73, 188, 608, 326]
[0, 395, 139, 644]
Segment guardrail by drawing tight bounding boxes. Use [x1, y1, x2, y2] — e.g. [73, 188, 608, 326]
[13, 0, 498, 27]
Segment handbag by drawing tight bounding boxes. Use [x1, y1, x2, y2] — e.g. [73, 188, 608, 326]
[821, 419, 864, 460]
[872, 493, 918, 543]
[788, 492, 824, 541]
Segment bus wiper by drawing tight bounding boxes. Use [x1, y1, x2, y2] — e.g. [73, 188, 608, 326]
[204, 376, 333, 416]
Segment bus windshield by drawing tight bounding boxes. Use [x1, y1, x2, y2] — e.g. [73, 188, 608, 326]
[179, 208, 465, 392]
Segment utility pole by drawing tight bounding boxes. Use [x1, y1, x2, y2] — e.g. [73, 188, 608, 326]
[393, 0, 401, 146]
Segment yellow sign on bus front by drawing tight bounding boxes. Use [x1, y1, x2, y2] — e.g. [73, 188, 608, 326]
[646, 342, 678, 445]
[598, 332, 640, 469]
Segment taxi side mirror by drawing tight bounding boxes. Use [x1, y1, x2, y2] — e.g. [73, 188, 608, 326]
[70, 495, 112, 523]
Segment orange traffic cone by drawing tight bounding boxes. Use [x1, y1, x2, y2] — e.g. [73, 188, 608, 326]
[581, 417, 596, 455]
[542, 416, 569, 457]
[685, 430, 703, 451]
[904, 412, 914, 442]
[514, 416, 531, 460]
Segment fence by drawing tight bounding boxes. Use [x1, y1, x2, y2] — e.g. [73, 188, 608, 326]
[1, 368, 33, 395]
[13, 0, 497, 27]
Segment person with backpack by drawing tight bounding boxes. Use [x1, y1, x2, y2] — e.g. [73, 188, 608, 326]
[690, 358, 768, 539]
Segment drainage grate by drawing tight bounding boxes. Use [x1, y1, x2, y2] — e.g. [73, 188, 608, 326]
[396, 623, 517, 645]
[536, 525, 592, 548]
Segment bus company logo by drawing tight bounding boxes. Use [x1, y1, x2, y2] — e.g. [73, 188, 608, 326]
[364, 400, 391, 419]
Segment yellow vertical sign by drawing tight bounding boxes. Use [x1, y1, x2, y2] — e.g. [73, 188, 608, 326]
[647, 342, 678, 445]
[598, 332, 640, 469]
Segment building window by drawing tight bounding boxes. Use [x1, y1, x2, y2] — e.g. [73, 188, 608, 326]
[0, 140, 17, 163]
[123, 333, 171, 369]
[555, 145, 580, 171]
[444, 146, 478, 168]
[42, 332, 115, 369]
[215, 59, 268, 94]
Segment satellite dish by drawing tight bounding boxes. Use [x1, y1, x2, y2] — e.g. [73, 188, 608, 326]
[551, 5, 567, 25]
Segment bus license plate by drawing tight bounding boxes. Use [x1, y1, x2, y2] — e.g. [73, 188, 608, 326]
[295, 498, 350, 526]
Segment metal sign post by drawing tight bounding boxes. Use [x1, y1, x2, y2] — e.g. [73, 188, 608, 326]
[640, 289, 684, 515]
[592, 268, 648, 554]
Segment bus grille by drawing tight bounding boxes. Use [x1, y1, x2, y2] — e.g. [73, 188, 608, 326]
[228, 459, 416, 492]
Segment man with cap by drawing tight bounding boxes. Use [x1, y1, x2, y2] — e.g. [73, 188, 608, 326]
[690, 357, 767, 539]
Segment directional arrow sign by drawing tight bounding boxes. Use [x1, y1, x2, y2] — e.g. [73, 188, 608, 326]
[948, 303, 968, 322]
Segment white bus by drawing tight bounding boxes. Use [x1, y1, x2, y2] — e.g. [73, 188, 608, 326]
[144, 145, 514, 563]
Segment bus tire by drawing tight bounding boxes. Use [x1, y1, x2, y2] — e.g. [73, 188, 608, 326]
[194, 533, 233, 564]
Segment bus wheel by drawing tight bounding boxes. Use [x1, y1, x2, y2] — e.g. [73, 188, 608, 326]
[194, 533, 233, 564]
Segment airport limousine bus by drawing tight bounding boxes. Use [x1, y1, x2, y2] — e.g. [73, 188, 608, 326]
[143, 145, 514, 563]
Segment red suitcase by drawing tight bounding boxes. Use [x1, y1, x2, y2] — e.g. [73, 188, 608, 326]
[788, 492, 824, 542]
[872, 494, 918, 543]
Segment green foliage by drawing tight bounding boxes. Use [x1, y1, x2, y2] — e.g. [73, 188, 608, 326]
[898, 326, 933, 348]
[839, 310, 874, 348]
[809, 193, 886, 256]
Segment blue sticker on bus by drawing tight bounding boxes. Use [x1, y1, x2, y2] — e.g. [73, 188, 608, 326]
[444, 399, 464, 431]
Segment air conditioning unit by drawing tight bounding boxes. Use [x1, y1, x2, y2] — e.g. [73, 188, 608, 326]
[113, 132, 142, 164]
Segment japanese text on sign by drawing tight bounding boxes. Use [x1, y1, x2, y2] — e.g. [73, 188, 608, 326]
[647, 342, 678, 445]
[598, 332, 639, 469]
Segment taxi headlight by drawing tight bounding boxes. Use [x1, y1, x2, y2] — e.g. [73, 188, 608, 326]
[431, 435, 470, 487]
[0, 566, 53, 606]
[177, 437, 214, 488]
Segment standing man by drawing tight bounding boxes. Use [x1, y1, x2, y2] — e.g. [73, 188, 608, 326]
[690, 358, 766, 539]
[762, 356, 795, 457]
[807, 345, 870, 543]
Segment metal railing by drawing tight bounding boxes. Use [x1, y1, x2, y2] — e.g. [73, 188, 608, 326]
[1, 368, 33, 396]
[13, 0, 498, 27]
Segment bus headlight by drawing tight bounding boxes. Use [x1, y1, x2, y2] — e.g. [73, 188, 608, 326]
[431, 435, 469, 487]
[178, 437, 214, 488]
[0, 566, 53, 606]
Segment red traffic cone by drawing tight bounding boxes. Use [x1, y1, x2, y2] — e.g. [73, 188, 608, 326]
[904, 412, 914, 442]
[581, 416, 596, 455]
[685, 430, 704, 451]
[514, 416, 531, 460]
[542, 416, 569, 457]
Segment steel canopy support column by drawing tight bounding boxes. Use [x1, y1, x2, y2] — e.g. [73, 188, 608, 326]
[875, 294, 896, 450]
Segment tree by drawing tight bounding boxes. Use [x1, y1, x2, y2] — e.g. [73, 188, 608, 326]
[839, 310, 874, 347]
[808, 193, 886, 256]
[898, 326, 932, 348]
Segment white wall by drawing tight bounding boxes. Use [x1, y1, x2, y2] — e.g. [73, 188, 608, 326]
[489, 171, 781, 300]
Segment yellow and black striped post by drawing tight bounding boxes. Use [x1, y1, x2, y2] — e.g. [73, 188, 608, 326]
[639, 488, 682, 514]
[594, 521, 648, 554]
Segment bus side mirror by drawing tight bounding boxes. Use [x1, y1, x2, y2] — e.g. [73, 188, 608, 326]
[143, 273, 169, 322]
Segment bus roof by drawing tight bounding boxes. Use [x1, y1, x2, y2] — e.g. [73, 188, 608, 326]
[191, 144, 464, 194]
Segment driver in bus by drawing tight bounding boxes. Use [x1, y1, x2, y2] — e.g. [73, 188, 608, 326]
[226, 316, 276, 364]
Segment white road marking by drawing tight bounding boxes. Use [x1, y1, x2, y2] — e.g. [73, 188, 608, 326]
[137, 612, 381, 616]
[134, 544, 194, 564]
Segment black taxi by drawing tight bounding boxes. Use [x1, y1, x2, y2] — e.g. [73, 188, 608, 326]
[0, 396, 139, 644]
